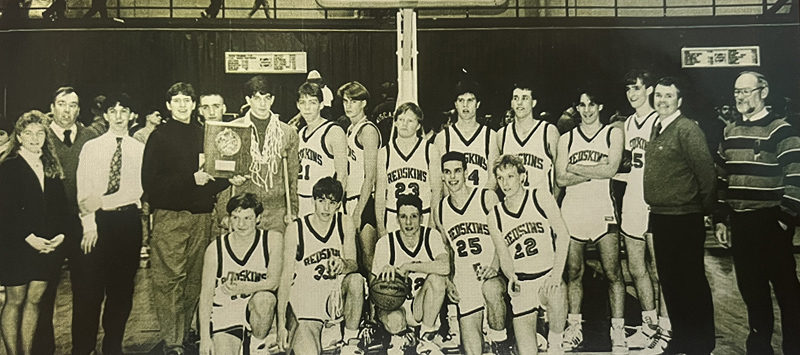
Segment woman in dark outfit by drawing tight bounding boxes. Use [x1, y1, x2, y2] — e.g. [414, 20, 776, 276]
[0, 110, 69, 355]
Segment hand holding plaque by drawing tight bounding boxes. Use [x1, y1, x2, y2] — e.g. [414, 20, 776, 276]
[204, 121, 252, 178]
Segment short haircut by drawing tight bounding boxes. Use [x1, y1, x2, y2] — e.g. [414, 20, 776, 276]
[52, 86, 78, 104]
[655, 76, 683, 99]
[454, 80, 481, 102]
[337, 81, 370, 101]
[312, 176, 344, 202]
[226, 192, 264, 216]
[297, 82, 324, 103]
[624, 69, 655, 88]
[493, 154, 526, 176]
[165, 82, 196, 102]
[243, 75, 276, 97]
[511, 81, 536, 98]
[738, 71, 769, 89]
[199, 93, 225, 104]
[396, 194, 423, 214]
[576, 87, 604, 106]
[394, 102, 424, 123]
[101, 92, 135, 113]
[441, 151, 467, 170]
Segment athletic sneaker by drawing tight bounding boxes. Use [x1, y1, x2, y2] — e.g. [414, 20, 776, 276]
[639, 328, 671, 355]
[417, 332, 444, 355]
[489, 339, 515, 355]
[626, 325, 656, 349]
[358, 321, 388, 351]
[610, 325, 629, 354]
[562, 323, 583, 351]
[387, 331, 416, 355]
[340, 339, 364, 355]
[536, 332, 548, 351]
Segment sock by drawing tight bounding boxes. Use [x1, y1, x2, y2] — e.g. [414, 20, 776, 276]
[642, 310, 657, 326]
[343, 327, 359, 342]
[548, 331, 563, 348]
[486, 328, 507, 343]
[568, 313, 582, 326]
[611, 317, 625, 329]
[658, 316, 672, 332]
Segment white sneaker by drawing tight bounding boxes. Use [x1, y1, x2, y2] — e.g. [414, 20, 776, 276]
[639, 328, 670, 355]
[562, 323, 583, 351]
[340, 339, 363, 355]
[416, 332, 444, 355]
[387, 333, 414, 355]
[626, 326, 653, 350]
[610, 325, 629, 354]
[536, 332, 548, 351]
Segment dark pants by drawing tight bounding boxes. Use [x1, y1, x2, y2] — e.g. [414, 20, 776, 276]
[71, 208, 142, 355]
[204, 0, 223, 17]
[83, 0, 108, 18]
[731, 207, 800, 355]
[650, 213, 715, 354]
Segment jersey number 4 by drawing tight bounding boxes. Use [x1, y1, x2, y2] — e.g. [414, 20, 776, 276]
[467, 170, 479, 186]
[513, 238, 539, 259]
[456, 237, 482, 257]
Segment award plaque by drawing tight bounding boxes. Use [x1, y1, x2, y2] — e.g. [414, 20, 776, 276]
[204, 120, 252, 178]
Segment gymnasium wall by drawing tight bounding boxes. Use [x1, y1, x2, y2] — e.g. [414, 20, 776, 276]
[1, 22, 798, 129]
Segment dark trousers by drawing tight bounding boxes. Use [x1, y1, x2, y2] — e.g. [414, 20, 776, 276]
[204, 0, 223, 17]
[31, 216, 79, 355]
[650, 213, 715, 354]
[71, 208, 142, 355]
[731, 207, 800, 355]
[83, 0, 108, 18]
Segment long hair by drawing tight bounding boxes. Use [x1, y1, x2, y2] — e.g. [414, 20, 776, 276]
[4, 110, 65, 179]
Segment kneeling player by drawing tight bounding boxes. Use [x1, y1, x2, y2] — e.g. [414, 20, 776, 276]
[277, 177, 365, 355]
[199, 193, 282, 355]
[438, 152, 512, 355]
[489, 155, 570, 355]
[372, 195, 450, 355]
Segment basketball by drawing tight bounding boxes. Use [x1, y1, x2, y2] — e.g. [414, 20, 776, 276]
[369, 275, 411, 311]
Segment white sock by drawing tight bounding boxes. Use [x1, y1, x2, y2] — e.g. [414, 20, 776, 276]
[548, 331, 563, 348]
[658, 316, 672, 332]
[343, 327, 358, 342]
[642, 310, 658, 326]
[486, 328, 507, 343]
[567, 313, 582, 326]
[611, 317, 625, 329]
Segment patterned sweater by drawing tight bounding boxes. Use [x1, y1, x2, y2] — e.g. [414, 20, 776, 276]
[717, 111, 800, 224]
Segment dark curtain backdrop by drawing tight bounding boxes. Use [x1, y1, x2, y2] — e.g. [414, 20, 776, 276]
[1, 24, 798, 130]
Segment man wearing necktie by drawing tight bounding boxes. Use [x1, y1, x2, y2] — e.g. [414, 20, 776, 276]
[74, 93, 144, 355]
[34, 87, 98, 355]
[643, 77, 717, 355]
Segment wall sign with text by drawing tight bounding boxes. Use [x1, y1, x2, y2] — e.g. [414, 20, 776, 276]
[225, 52, 308, 73]
[681, 46, 760, 68]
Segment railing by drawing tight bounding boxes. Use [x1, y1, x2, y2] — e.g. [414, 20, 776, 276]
[0, 0, 794, 20]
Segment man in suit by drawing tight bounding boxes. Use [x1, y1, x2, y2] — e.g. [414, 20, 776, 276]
[36, 86, 99, 355]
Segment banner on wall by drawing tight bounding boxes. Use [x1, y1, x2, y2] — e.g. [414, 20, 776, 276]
[225, 52, 308, 73]
[681, 46, 760, 68]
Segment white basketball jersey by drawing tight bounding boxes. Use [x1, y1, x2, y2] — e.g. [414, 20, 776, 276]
[292, 212, 346, 288]
[563, 125, 614, 200]
[346, 119, 382, 199]
[298, 120, 337, 198]
[442, 124, 491, 187]
[383, 227, 446, 296]
[623, 111, 658, 196]
[383, 136, 432, 213]
[438, 188, 495, 278]
[493, 189, 555, 277]
[499, 120, 554, 191]
[211, 231, 270, 325]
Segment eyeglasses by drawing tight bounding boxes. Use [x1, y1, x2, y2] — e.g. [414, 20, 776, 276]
[733, 87, 764, 96]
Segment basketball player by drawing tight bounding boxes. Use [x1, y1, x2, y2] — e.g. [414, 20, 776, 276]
[618, 70, 671, 351]
[198, 193, 282, 355]
[339, 81, 382, 274]
[555, 89, 627, 353]
[277, 177, 365, 355]
[433, 80, 498, 190]
[372, 194, 450, 355]
[438, 151, 512, 355]
[375, 102, 442, 238]
[297, 82, 348, 216]
[488, 154, 569, 355]
[497, 82, 560, 194]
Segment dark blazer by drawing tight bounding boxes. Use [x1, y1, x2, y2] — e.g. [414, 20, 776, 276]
[0, 155, 70, 284]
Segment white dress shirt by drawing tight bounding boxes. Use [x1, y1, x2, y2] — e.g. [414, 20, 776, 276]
[77, 132, 144, 232]
[743, 107, 768, 122]
[19, 148, 44, 191]
[656, 109, 682, 134]
[50, 122, 77, 144]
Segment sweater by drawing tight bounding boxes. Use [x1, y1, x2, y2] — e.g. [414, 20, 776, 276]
[141, 118, 229, 213]
[48, 123, 98, 215]
[718, 111, 800, 224]
[643, 114, 717, 215]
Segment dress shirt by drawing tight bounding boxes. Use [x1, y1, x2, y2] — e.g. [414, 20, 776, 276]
[19, 148, 44, 191]
[77, 132, 144, 232]
[656, 109, 681, 134]
[50, 122, 77, 144]
[743, 107, 769, 122]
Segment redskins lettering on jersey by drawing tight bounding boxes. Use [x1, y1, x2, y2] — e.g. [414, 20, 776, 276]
[442, 124, 491, 187]
[493, 189, 555, 278]
[438, 188, 494, 274]
[298, 120, 337, 198]
[384, 135, 432, 213]
[499, 120, 554, 191]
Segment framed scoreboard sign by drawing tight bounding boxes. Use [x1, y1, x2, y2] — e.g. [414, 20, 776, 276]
[681, 46, 760, 68]
[225, 51, 308, 74]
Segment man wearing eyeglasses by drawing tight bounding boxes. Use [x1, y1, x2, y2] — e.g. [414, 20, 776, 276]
[714, 71, 800, 355]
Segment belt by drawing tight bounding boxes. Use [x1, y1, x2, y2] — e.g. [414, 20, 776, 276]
[102, 203, 140, 212]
